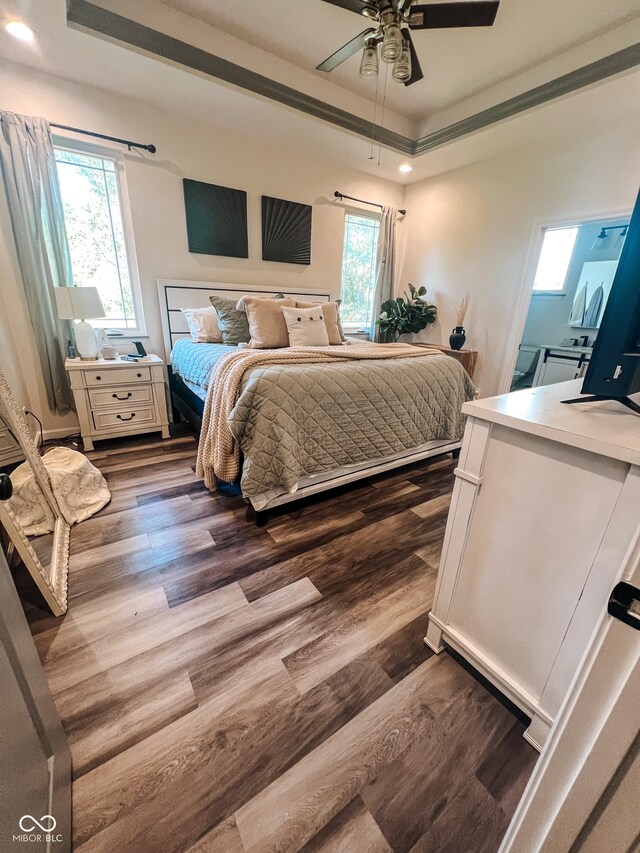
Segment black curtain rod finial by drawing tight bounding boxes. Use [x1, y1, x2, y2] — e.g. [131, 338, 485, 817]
[50, 122, 156, 154]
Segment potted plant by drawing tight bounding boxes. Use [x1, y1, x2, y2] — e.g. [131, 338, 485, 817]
[376, 284, 437, 343]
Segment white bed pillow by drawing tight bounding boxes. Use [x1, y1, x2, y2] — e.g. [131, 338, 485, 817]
[281, 305, 330, 347]
[180, 306, 222, 343]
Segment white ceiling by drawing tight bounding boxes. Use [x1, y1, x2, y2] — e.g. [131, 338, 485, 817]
[157, 0, 640, 120]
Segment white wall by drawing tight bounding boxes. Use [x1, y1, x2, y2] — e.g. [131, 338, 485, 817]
[0, 59, 405, 433]
[399, 120, 640, 396]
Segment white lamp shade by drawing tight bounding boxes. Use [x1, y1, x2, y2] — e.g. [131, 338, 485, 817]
[55, 286, 106, 320]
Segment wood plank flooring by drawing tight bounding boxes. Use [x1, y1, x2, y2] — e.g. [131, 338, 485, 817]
[17, 429, 538, 852]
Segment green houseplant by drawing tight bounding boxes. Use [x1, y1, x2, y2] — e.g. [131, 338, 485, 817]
[376, 284, 437, 342]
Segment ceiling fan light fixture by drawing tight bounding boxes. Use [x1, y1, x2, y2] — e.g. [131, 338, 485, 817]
[359, 42, 379, 77]
[381, 15, 403, 63]
[361, 4, 379, 20]
[392, 41, 411, 81]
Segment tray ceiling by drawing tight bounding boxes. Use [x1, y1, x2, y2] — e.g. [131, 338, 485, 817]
[157, 0, 640, 120]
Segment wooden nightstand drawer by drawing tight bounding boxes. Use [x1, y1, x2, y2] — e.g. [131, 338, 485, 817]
[84, 366, 151, 386]
[92, 406, 156, 432]
[88, 385, 153, 409]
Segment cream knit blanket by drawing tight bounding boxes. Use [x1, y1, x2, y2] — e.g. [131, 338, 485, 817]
[195, 343, 444, 491]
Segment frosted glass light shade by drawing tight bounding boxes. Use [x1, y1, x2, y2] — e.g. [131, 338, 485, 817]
[392, 43, 411, 81]
[381, 21, 402, 62]
[55, 286, 106, 320]
[359, 43, 379, 77]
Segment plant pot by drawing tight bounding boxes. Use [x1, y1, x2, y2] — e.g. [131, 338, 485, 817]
[449, 326, 466, 351]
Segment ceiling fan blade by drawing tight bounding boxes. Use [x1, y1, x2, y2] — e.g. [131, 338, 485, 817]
[316, 28, 376, 72]
[409, 1, 500, 29]
[319, 0, 369, 15]
[404, 31, 424, 86]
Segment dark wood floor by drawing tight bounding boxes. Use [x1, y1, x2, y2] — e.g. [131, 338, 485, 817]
[19, 430, 537, 853]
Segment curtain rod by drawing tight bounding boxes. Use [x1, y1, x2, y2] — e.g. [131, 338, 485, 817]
[334, 191, 406, 216]
[50, 123, 156, 154]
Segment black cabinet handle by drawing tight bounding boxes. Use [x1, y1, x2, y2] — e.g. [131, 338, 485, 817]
[0, 473, 13, 501]
[137, 373, 142, 378]
[116, 413, 136, 422]
[113, 392, 132, 400]
[95, 375, 101, 381]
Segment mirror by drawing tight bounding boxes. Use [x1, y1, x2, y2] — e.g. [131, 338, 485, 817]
[0, 367, 69, 615]
[568, 260, 619, 329]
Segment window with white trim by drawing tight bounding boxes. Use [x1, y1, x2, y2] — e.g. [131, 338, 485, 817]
[340, 211, 380, 328]
[532, 226, 579, 293]
[54, 143, 144, 333]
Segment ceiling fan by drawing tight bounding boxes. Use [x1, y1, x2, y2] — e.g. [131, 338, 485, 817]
[316, 0, 500, 86]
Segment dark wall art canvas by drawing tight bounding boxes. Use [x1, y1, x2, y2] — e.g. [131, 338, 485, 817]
[261, 196, 312, 265]
[183, 179, 248, 258]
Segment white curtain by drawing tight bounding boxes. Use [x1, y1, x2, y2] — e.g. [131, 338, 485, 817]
[371, 206, 397, 342]
[0, 111, 74, 414]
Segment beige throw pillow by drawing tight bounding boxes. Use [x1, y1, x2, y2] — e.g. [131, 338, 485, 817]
[281, 305, 330, 347]
[180, 306, 222, 343]
[242, 296, 296, 348]
[294, 301, 343, 345]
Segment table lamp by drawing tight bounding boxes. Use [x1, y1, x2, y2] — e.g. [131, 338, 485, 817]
[55, 286, 106, 360]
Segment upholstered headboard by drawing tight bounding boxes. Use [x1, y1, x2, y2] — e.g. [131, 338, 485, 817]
[157, 279, 332, 361]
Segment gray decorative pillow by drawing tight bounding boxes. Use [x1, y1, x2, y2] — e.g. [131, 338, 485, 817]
[209, 296, 251, 345]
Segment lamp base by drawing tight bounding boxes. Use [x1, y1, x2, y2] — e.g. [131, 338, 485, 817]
[74, 320, 99, 360]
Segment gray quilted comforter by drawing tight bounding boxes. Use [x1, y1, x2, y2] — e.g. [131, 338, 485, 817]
[228, 354, 475, 499]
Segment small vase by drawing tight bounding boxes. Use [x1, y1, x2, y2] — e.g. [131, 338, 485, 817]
[449, 326, 466, 351]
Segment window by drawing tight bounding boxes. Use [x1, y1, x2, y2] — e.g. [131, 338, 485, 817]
[533, 226, 578, 292]
[340, 212, 380, 327]
[55, 144, 143, 332]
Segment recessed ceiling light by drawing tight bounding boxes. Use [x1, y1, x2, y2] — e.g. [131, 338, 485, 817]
[4, 21, 36, 42]
[399, 164, 413, 173]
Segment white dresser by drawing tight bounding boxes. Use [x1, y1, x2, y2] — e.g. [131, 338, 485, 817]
[66, 355, 170, 451]
[426, 380, 640, 750]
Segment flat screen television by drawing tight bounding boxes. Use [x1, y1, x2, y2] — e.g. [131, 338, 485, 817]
[564, 186, 640, 415]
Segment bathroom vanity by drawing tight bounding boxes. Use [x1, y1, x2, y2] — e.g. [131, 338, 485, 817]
[426, 379, 640, 750]
[531, 344, 592, 387]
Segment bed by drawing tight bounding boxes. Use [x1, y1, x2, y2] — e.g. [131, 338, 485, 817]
[159, 279, 475, 514]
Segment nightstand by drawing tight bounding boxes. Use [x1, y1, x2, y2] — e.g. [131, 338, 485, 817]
[65, 355, 170, 451]
[412, 343, 478, 379]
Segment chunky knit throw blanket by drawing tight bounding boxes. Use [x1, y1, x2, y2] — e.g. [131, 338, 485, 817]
[195, 343, 444, 491]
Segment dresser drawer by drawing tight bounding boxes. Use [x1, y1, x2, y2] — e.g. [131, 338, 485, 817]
[84, 366, 151, 386]
[88, 385, 153, 409]
[92, 406, 156, 432]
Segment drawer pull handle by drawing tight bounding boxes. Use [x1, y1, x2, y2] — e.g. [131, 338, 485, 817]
[95, 375, 101, 381]
[137, 373, 142, 378]
[113, 392, 132, 400]
[116, 413, 136, 422]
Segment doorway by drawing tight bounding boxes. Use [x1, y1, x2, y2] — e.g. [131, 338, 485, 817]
[510, 215, 629, 392]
